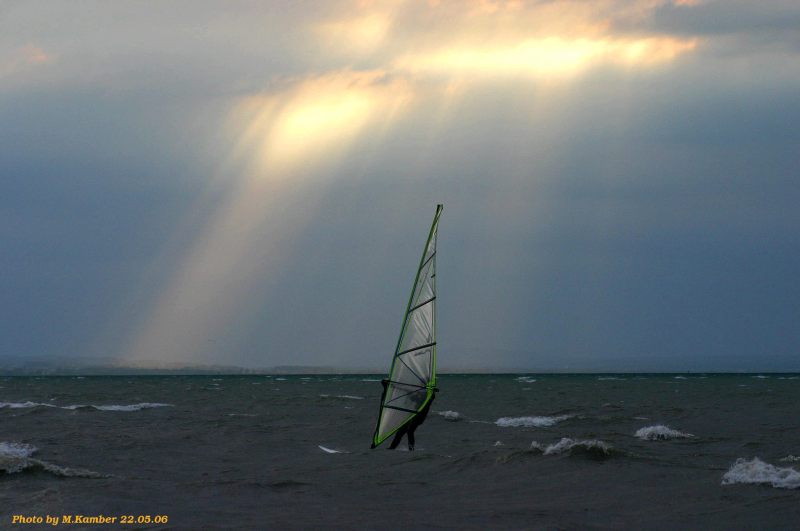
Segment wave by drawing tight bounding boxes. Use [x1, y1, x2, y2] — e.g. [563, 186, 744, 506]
[0, 401, 55, 409]
[496, 415, 572, 428]
[0, 402, 171, 411]
[635, 425, 694, 441]
[780, 455, 800, 463]
[530, 438, 615, 458]
[597, 377, 625, 381]
[722, 458, 800, 489]
[436, 410, 462, 421]
[318, 394, 364, 400]
[0, 442, 103, 478]
[515, 376, 537, 383]
[318, 445, 348, 454]
[88, 403, 172, 411]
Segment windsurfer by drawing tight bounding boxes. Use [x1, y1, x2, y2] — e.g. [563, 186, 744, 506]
[380, 379, 437, 451]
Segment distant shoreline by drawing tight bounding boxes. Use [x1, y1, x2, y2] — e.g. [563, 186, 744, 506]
[2, 369, 799, 377]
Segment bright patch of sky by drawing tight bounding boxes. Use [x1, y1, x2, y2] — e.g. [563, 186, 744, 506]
[1, 1, 799, 371]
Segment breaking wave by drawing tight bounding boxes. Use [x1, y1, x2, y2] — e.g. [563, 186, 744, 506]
[86, 403, 171, 411]
[318, 445, 348, 454]
[0, 401, 171, 411]
[530, 438, 615, 458]
[515, 376, 537, 383]
[722, 458, 800, 489]
[635, 425, 695, 441]
[1, 401, 51, 409]
[780, 455, 800, 463]
[0, 442, 103, 478]
[496, 415, 572, 428]
[318, 394, 364, 400]
[436, 410, 462, 421]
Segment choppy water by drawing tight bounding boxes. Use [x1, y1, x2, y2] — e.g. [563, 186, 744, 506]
[2, 374, 800, 529]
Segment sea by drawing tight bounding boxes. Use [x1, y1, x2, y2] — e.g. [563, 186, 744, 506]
[2, 374, 800, 530]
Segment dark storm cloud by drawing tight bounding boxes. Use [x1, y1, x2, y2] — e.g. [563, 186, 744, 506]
[1, 1, 798, 371]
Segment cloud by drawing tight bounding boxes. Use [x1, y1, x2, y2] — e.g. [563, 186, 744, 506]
[0, 44, 53, 83]
[2, 1, 798, 370]
[615, 0, 800, 39]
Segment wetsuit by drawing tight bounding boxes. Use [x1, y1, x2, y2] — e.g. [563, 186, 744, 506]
[388, 391, 435, 451]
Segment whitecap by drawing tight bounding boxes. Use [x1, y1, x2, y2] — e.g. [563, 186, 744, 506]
[0, 442, 36, 459]
[515, 376, 537, 383]
[673, 376, 687, 380]
[1, 442, 39, 475]
[0, 401, 55, 409]
[319, 394, 364, 400]
[318, 445, 348, 454]
[436, 410, 462, 421]
[752, 375, 769, 379]
[89, 403, 172, 412]
[722, 458, 800, 489]
[635, 425, 694, 441]
[496, 415, 572, 428]
[530, 438, 614, 456]
[780, 455, 800, 463]
[0, 441, 102, 478]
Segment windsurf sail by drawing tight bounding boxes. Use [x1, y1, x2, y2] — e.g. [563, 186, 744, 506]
[371, 204, 442, 448]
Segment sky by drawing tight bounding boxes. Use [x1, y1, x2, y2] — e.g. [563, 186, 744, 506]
[1, 0, 799, 372]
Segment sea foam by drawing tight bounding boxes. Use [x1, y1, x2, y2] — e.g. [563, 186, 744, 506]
[530, 438, 614, 457]
[319, 394, 364, 400]
[722, 458, 800, 489]
[0, 401, 55, 409]
[89, 403, 172, 411]
[0, 441, 102, 478]
[0, 401, 171, 411]
[635, 425, 694, 441]
[496, 415, 572, 428]
[436, 410, 462, 421]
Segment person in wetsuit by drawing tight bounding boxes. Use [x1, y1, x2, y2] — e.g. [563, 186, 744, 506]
[380, 379, 437, 451]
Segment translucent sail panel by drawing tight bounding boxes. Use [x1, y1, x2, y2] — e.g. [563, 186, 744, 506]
[395, 302, 433, 379]
[410, 242, 435, 309]
[376, 381, 429, 441]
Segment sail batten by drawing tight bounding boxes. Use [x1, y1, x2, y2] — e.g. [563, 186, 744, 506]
[371, 204, 442, 448]
[396, 341, 437, 358]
